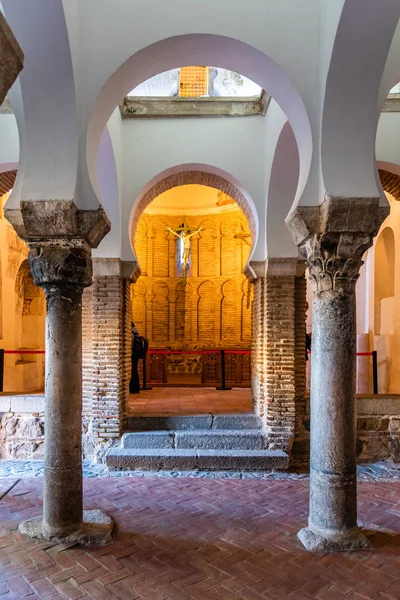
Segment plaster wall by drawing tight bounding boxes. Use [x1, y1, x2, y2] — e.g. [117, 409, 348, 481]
[376, 113, 400, 169]
[118, 112, 273, 263]
[0, 114, 18, 166]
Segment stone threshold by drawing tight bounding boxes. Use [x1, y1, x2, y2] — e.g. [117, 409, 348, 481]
[1, 459, 400, 481]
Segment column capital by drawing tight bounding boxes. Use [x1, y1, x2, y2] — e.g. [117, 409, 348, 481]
[286, 196, 389, 294]
[5, 201, 110, 290]
[29, 246, 92, 289]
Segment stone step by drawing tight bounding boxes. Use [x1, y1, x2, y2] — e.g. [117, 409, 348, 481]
[125, 413, 262, 432]
[121, 430, 265, 450]
[106, 448, 288, 471]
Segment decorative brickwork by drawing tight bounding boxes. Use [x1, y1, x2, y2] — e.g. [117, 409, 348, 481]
[133, 211, 252, 349]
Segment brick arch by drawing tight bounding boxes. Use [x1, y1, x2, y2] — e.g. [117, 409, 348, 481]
[379, 169, 400, 201]
[131, 170, 257, 261]
[0, 169, 17, 196]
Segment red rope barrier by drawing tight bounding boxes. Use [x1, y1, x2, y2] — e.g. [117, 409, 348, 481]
[147, 349, 251, 355]
[3, 350, 45, 355]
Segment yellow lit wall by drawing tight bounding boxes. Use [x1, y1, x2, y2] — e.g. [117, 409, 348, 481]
[132, 208, 253, 348]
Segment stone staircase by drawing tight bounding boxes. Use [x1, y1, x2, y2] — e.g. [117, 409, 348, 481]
[106, 414, 289, 472]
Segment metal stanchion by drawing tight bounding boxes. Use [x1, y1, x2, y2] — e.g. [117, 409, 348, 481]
[372, 350, 378, 394]
[216, 349, 232, 391]
[0, 349, 4, 392]
[141, 352, 152, 391]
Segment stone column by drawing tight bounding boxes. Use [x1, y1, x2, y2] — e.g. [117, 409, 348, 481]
[5, 200, 113, 545]
[287, 197, 388, 551]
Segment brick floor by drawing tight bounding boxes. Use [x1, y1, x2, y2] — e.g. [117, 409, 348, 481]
[1, 477, 400, 599]
[128, 387, 253, 416]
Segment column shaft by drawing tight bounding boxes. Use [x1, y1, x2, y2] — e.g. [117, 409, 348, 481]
[309, 288, 357, 534]
[43, 283, 83, 537]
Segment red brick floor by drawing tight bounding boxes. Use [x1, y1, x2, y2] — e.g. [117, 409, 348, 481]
[128, 387, 253, 416]
[1, 476, 400, 599]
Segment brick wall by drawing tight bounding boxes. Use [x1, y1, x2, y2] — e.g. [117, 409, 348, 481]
[294, 273, 307, 454]
[132, 211, 253, 348]
[251, 263, 306, 451]
[82, 286, 93, 417]
[82, 268, 132, 460]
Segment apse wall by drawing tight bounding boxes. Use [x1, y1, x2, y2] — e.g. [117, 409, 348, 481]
[132, 209, 252, 349]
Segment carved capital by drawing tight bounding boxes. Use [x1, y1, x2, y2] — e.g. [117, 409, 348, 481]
[28, 245, 92, 290]
[286, 197, 389, 294]
[5, 201, 110, 292]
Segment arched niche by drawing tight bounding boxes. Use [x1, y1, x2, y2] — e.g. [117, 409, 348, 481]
[151, 281, 170, 342]
[14, 259, 45, 392]
[197, 281, 217, 342]
[131, 166, 258, 267]
[374, 227, 395, 335]
[131, 280, 147, 338]
[14, 260, 45, 350]
[221, 280, 237, 341]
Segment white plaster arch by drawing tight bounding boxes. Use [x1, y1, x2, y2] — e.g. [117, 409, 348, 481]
[263, 108, 300, 258]
[321, 0, 400, 200]
[86, 35, 313, 215]
[0, 114, 19, 170]
[2, 0, 78, 206]
[129, 164, 258, 269]
[92, 126, 120, 259]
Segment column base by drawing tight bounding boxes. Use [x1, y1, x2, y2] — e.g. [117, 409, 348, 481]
[297, 525, 371, 552]
[18, 509, 114, 547]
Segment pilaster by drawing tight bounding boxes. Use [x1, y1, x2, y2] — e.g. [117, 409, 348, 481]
[248, 257, 306, 451]
[86, 258, 138, 460]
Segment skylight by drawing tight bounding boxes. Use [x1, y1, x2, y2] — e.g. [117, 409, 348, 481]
[389, 83, 400, 94]
[129, 67, 262, 98]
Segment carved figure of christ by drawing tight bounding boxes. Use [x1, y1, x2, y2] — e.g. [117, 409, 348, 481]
[165, 224, 204, 272]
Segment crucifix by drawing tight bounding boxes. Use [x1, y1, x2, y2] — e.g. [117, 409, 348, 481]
[165, 223, 204, 283]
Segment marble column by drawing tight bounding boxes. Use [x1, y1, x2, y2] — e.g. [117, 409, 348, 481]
[5, 200, 113, 545]
[287, 197, 388, 551]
